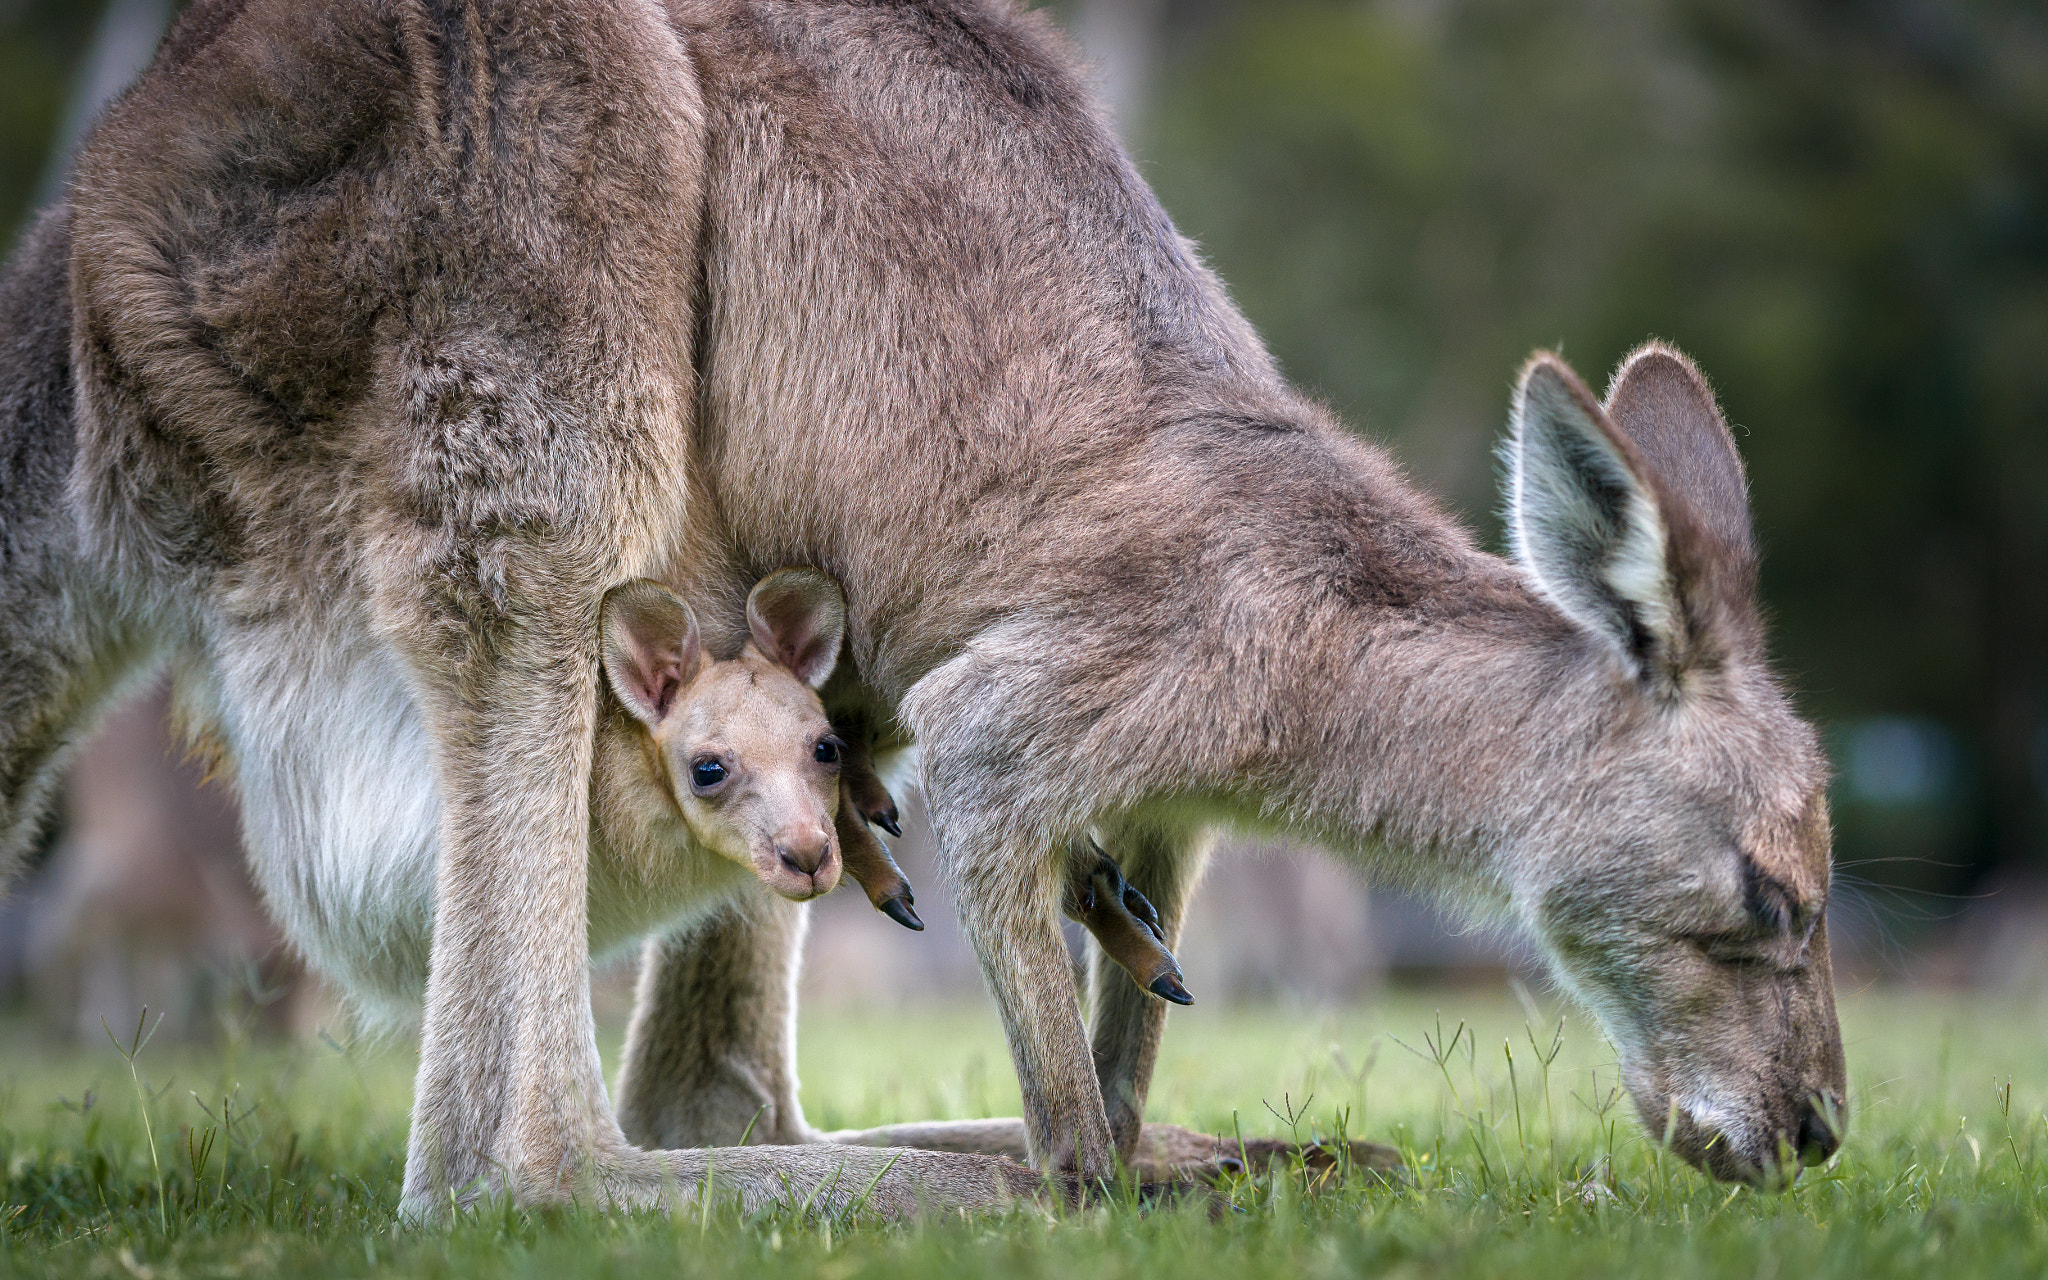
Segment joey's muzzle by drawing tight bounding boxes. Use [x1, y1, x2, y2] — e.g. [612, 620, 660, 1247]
[758, 825, 840, 899]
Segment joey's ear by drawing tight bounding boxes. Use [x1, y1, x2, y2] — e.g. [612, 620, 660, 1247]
[1508, 346, 1760, 687]
[600, 580, 703, 727]
[746, 569, 847, 689]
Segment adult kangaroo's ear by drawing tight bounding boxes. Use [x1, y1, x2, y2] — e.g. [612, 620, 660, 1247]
[1507, 347, 1758, 689]
[601, 580, 704, 727]
[1602, 342, 1759, 661]
[747, 569, 848, 689]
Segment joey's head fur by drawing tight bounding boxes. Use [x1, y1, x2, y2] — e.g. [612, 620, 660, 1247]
[599, 570, 851, 902]
[1504, 343, 1844, 1185]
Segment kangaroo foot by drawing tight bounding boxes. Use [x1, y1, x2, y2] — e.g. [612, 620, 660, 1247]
[1130, 1123, 1404, 1184]
[841, 738, 903, 837]
[836, 783, 923, 930]
[459, 1143, 1046, 1220]
[1065, 840, 1192, 1004]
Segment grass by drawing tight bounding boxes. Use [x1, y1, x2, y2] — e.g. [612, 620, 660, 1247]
[4, 988, 2048, 1277]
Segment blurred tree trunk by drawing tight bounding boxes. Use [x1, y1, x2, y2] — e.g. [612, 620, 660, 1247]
[25, 684, 307, 1040]
[1073, 0, 1168, 140]
[32, 0, 172, 205]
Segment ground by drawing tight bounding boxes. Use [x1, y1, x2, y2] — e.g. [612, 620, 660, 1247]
[3, 989, 2045, 1277]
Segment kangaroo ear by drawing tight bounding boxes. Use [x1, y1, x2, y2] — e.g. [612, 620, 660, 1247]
[746, 569, 848, 689]
[1602, 342, 1758, 638]
[1508, 347, 1759, 688]
[600, 580, 703, 727]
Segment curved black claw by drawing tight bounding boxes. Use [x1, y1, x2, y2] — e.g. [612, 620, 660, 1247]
[1123, 884, 1166, 943]
[871, 808, 903, 839]
[879, 894, 925, 931]
[1149, 972, 1194, 1005]
[1086, 839, 1167, 943]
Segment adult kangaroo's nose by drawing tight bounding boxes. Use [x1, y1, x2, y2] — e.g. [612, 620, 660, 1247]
[775, 827, 831, 876]
[1794, 1097, 1843, 1166]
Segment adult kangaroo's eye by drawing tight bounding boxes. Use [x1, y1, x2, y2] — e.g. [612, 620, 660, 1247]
[690, 759, 728, 792]
[814, 736, 844, 766]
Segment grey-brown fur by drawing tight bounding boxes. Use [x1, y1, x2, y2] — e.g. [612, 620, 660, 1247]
[0, 0, 1841, 1212]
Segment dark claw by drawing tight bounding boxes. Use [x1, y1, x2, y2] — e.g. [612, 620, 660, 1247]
[1122, 885, 1165, 942]
[873, 809, 903, 839]
[1148, 972, 1193, 1005]
[880, 895, 925, 932]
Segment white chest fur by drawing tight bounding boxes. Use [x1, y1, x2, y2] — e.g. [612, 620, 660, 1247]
[200, 624, 747, 1025]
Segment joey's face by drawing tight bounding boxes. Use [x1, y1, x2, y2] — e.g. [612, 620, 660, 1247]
[656, 650, 847, 901]
[599, 569, 853, 904]
[1525, 697, 1845, 1187]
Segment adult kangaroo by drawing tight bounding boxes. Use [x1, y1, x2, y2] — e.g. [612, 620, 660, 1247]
[0, 0, 1842, 1212]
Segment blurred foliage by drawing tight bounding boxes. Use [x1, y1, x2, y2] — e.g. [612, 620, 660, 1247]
[0, 0, 2041, 920]
[0, 5, 101, 233]
[1138, 0, 2048, 907]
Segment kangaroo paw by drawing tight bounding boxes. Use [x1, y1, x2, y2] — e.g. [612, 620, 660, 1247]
[839, 734, 904, 836]
[838, 790, 923, 930]
[1065, 841, 1191, 1003]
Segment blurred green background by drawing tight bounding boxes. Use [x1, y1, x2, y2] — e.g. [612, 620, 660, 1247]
[2, 0, 2043, 966]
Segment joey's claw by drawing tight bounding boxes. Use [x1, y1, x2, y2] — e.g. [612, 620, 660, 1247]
[1122, 884, 1165, 942]
[839, 790, 924, 930]
[880, 894, 924, 931]
[1068, 839, 1194, 1004]
[1149, 973, 1194, 1005]
[840, 736, 905, 837]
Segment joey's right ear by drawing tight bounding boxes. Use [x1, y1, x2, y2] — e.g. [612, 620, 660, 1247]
[600, 580, 703, 727]
[746, 568, 848, 689]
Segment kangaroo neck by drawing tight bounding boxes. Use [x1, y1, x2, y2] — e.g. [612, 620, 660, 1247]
[1025, 414, 1621, 897]
[1264, 577, 1620, 897]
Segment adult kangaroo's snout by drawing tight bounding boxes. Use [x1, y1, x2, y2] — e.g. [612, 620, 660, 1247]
[1795, 1095, 1844, 1167]
[1612, 906, 1848, 1187]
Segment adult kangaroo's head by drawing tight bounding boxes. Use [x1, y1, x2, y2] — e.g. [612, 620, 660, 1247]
[1504, 342, 1843, 1185]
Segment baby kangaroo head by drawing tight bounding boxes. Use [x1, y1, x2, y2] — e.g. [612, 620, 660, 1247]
[1504, 343, 1845, 1187]
[599, 570, 851, 901]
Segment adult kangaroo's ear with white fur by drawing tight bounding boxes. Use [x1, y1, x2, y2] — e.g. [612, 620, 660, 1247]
[602, 581, 704, 727]
[746, 569, 848, 688]
[1507, 345, 1760, 688]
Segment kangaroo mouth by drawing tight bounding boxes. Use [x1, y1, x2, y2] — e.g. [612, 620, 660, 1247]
[756, 849, 842, 901]
[1643, 1088, 1843, 1188]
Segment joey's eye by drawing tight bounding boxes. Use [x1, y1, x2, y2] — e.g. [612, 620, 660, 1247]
[690, 759, 728, 792]
[814, 736, 844, 766]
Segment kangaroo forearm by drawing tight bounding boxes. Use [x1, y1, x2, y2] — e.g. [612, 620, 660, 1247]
[404, 632, 615, 1204]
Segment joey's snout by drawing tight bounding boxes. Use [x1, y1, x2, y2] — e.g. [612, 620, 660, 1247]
[776, 825, 831, 875]
[761, 824, 840, 899]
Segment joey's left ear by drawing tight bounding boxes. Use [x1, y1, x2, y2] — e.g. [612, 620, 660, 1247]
[1506, 345, 1760, 688]
[746, 568, 848, 689]
[600, 579, 704, 726]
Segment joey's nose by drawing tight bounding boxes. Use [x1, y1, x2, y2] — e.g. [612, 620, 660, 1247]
[1794, 1098, 1842, 1167]
[775, 830, 831, 876]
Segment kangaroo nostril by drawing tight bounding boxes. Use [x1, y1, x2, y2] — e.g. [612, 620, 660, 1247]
[1795, 1101, 1841, 1166]
[777, 838, 826, 876]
